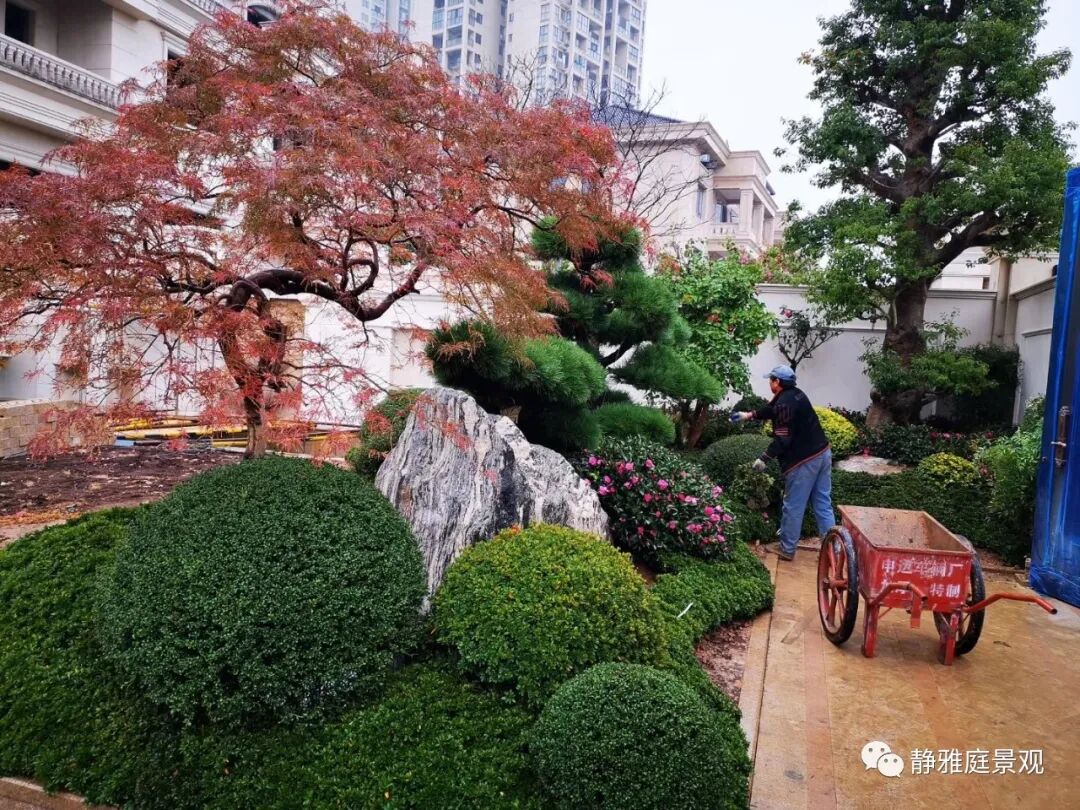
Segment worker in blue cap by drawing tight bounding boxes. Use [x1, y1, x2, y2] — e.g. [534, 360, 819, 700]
[731, 365, 835, 561]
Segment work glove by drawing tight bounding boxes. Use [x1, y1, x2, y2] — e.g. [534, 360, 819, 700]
[730, 411, 754, 423]
[751, 458, 767, 473]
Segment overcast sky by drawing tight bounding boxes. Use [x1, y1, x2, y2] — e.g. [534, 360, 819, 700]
[640, 0, 1080, 213]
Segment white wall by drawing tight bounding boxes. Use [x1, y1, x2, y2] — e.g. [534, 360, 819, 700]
[743, 284, 999, 412]
[1013, 278, 1057, 417]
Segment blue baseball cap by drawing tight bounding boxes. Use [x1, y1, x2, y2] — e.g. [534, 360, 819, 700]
[765, 365, 796, 382]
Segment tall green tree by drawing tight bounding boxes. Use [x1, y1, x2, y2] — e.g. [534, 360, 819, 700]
[782, 0, 1072, 424]
[660, 249, 776, 447]
[533, 220, 723, 417]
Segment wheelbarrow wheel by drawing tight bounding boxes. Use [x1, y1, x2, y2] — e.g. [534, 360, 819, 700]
[933, 553, 986, 656]
[817, 526, 859, 644]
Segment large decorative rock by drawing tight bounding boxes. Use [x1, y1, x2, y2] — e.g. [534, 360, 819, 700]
[375, 387, 608, 594]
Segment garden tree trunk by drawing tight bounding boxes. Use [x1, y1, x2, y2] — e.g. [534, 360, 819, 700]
[244, 401, 268, 459]
[867, 280, 930, 428]
[684, 401, 710, 449]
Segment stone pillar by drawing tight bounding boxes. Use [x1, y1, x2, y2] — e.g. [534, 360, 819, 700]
[763, 215, 776, 246]
[752, 202, 765, 246]
[738, 188, 755, 234]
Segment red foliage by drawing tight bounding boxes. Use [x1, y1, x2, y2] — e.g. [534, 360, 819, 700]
[0, 0, 619, 456]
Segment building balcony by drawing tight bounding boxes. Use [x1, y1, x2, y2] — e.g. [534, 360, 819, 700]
[183, 0, 230, 15]
[0, 34, 120, 109]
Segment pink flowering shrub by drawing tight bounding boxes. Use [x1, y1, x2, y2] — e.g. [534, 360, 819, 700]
[575, 436, 736, 560]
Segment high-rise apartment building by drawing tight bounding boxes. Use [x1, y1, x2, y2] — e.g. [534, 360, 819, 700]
[411, 0, 645, 105]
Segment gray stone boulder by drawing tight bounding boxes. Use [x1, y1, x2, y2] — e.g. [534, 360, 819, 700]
[375, 387, 608, 595]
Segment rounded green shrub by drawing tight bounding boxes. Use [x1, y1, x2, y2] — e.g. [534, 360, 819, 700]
[530, 663, 750, 810]
[700, 434, 774, 485]
[98, 457, 426, 727]
[916, 452, 980, 489]
[593, 402, 676, 445]
[434, 524, 667, 705]
[814, 406, 859, 458]
[315, 662, 540, 809]
[346, 388, 424, 477]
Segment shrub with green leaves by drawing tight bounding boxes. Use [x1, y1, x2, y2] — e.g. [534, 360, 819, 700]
[916, 452, 980, 489]
[346, 388, 424, 477]
[314, 662, 540, 809]
[98, 457, 426, 727]
[434, 524, 667, 706]
[593, 401, 676, 445]
[700, 434, 774, 485]
[814, 406, 859, 458]
[652, 544, 773, 721]
[978, 405, 1043, 564]
[576, 436, 737, 559]
[530, 663, 750, 810]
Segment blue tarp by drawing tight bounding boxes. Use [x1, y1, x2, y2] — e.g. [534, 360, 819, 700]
[1030, 168, 1080, 608]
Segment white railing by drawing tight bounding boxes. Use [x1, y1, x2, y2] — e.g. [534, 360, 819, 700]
[185, 0, 232, 15]
[712, 223, 738, 237]
[0, 35, 121, 108]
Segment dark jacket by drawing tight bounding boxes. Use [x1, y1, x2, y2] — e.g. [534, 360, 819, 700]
[754, 386, 830, 474]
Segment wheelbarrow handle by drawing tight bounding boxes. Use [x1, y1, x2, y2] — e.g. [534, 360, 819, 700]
[963, 592, 1058, 615]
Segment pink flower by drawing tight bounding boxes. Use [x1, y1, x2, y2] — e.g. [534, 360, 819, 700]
[687, 523, 702, 534]
[704, 506, 715, 517]
[645, 458, 655, 470]
[658, 479, 669, 490]
[637, 526, 645, 536]
[643, 493, 653, 503]
[587, 455, 599, 467]
[597, 485, 610, 496]
[722, 513, 734, 523]
[667, 520, 678, 530]
[603, 475, 612, 485]
[709, 513, 721, 522]
[762, 512, 770, 520]
[711, 485, 723, 497]
[624, 462, 635, 472]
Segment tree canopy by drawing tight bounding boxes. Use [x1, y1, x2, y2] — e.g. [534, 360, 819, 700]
[781, 0, 1072, 422]
[0, 0, 618, 454]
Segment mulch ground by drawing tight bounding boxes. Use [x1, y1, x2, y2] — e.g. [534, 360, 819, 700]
[0, 447, 240, 544]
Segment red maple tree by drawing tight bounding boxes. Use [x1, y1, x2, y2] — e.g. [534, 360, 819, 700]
[0, 0, 619, 456]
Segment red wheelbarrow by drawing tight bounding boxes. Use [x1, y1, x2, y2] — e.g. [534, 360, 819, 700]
[817, 506, 1058, 665]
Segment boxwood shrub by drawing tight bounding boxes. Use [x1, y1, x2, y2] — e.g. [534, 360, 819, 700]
[530, 663, 750, 810]
[434, 524, 667, 706]
[346, 388, 424, 477]
[314, 662, 540, 809]
[814, 406, 859, 458]
[700, 434, 774, 486]
[652, 543, 774, 720]
[98, 456, 426, 727]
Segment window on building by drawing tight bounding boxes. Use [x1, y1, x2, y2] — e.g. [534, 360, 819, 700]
[447, 7, 463, 25]
[4, 3, 33, 45]
[540, 3, 550, 21]
[538, 23, 548, 41]
[696, 184, 707, 219]
[246, 4, 277, 26]
[165, 51, 188, 87]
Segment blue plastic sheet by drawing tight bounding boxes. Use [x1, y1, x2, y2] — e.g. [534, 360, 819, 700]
[1030, 168, 1080, 608]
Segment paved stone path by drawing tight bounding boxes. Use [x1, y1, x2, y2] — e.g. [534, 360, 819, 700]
[745, 550, 1080, 809]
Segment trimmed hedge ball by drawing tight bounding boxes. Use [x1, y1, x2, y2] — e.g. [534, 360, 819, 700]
[700, 434, 774, 485]
[433, 524, 667, 706]
[98, 456, 426, 727]
[814, 406, 859, 458]
[530, 663, 750, 810]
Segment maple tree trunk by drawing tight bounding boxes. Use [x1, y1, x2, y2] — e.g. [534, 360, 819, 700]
[244, 396, 268, 459]
[866, 280, 929, 428]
